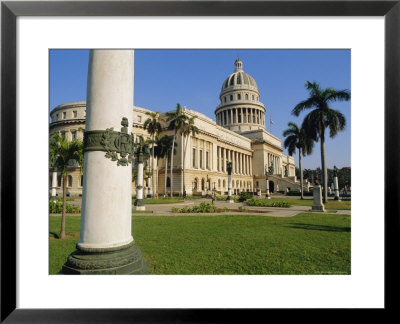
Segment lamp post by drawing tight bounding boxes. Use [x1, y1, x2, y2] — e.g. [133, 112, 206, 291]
[333, 165, 340, 201]
[265, 164, 270, 199]
[227, 161, 234, 203]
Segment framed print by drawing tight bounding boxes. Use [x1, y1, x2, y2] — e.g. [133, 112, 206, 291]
[1, 0, 399, 322]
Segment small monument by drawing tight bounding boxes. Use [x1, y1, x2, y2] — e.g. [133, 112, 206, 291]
[62, 50, 147, 274]
[333, 165, 340, 201]
[227, 162, 234, 203]
[134, 143, 149, 210]
[312, 178, 325, 212]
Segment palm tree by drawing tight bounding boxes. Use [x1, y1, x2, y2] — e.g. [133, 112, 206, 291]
[143, 111, 162, 198]
[49, 133, 83, 239]
[292, 81, 350, 203]
[283, 122, 314, 199]
[165, 104, 188, 196]
[182, 116, 199, 197]
[155, 135, 176, 196]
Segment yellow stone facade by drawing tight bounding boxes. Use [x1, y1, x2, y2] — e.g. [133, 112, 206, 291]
[49, 59, 304, 197]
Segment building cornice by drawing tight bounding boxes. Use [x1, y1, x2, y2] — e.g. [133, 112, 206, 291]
[49, 119, 86, 129]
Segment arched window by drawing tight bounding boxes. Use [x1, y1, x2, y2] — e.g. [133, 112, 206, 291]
[68, 175, 73, 187]
[245, 94, 249, 100]
[80, 175, 84, 187]
[218, 179, 221, 188]
[237, 94, 241, 100]
[194, 178, 198, 191]
[57, 175, 61, 187]
[230, 95, 233, 101]
[201, 178, 205, 191]
[167, 177, 171, 188]
[224, 97, 227, 103]
[223, 180, 226, 188]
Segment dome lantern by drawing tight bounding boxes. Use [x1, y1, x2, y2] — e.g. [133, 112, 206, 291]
[234, 59, 243, 72]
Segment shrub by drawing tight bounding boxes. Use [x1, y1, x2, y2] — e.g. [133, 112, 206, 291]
[238, 191, 253, 202]
[246, 199, 291, 208]
[49, 201, 81, 213]
[286, 191, 313, 197]
[171, 202, 218, 213]
[57, 196, 75, 202]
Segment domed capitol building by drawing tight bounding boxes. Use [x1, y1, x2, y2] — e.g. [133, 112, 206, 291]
[49, 59, 307, 197]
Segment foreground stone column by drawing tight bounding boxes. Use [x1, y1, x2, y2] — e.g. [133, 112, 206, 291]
[51, 171, 57, 200]
[333, 176, 340, 200]
[62, 50, 147, 274]
[312, 184, 325, 212]
[227, 162, 234, 203]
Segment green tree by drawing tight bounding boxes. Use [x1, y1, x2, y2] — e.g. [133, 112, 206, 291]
[283, 122, 314, 199]
[49, 133, 83, 239]
[166, 104, 188, 196]
[182, 116, 199, 198]
[154, 135, 176, 196]
[143, 111, 162, 198]
[292, 81, 350, 203]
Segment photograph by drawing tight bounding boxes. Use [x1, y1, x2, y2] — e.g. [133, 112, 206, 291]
[49, 49, 351, 275]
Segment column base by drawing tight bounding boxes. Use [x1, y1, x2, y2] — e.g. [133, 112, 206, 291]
[134, 199, 145, 210]
[312, 205, 325, 212]
[61, 241, 148, 275]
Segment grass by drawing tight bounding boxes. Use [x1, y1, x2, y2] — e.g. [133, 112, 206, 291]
[265, 197, 351, 210]
[134, 198, 184, 205]
[132, 210, 153, 214]
[50, 213, 350, 275]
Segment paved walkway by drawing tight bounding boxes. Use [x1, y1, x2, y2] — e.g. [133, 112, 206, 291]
[52, 197, 350, 217]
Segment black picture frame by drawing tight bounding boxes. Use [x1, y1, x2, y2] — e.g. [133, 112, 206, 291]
[1, 0, 399, 322]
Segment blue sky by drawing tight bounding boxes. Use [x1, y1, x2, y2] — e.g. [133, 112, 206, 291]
[50, 49, 351, 169]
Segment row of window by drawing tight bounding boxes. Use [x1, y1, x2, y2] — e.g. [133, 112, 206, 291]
[52, 175, 83, 188]
[59, 130, 79, 140]
[223, 93, 258, 103]
[192, 178, 254, 191]
[54, 110, 85, 122]
[192, 148, 210, 169]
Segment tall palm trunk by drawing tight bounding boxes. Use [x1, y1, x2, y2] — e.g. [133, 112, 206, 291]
[164, 154, 168, 196]
[183, 134, 189, 197]
[170, 131, 177, 196]
[156, 158, 159, 197]
[151, 134, 155, 198]
[299, 148, 304, 200]
[59, 174, 67, 239]
[320, 131, 328, 203]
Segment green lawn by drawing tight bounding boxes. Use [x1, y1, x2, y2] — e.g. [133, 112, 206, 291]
[136, 198, 184, 205]
[261, 197, 351, 210]
[50, 213, 350, 275]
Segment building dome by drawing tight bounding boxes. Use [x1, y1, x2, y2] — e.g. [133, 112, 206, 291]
[215, 59, 266, 133]
[220, 59, 258, 95]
